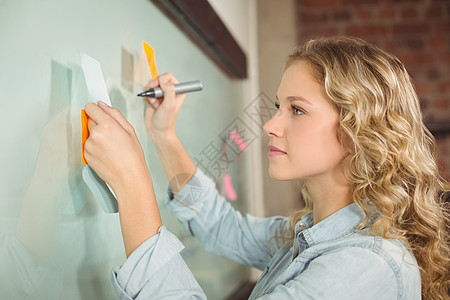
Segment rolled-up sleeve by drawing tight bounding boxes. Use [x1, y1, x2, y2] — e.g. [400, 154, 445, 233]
[111, 226, 206, 299]
[166, 168, 288, 270]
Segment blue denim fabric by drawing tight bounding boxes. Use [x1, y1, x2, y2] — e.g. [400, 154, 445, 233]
[112, 168, 421, 299]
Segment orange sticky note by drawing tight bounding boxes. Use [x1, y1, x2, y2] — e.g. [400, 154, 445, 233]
[81, 109, 90, 165]
[143, 41, 158, 79]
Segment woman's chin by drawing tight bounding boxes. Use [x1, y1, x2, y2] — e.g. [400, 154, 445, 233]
[268, 167, 292, 181]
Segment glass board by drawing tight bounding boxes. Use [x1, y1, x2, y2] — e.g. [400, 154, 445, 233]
[0, 0, 248, 298]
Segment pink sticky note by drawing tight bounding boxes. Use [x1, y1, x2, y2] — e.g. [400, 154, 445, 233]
[230, 130, 248, 152]
[223, 174, 237, 201]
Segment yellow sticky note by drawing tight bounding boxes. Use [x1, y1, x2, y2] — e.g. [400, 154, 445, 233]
[143, 41, 158, 79]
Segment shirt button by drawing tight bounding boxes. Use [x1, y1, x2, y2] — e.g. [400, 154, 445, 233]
[298, 223, 306, 230]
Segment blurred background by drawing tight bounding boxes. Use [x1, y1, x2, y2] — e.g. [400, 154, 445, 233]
[254, 0, 450, 217]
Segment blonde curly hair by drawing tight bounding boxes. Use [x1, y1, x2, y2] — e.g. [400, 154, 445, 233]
[285, 36, 450, 299]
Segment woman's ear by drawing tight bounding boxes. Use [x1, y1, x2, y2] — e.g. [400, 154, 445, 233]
[345, 138, 356, 155]
[338, 129, 355, 156]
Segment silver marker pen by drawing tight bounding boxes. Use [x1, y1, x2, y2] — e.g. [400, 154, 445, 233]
[137, 80, 203, 97]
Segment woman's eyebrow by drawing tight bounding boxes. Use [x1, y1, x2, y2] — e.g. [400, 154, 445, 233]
[287, 96, 312, 105]
[276, 95, 313, 105]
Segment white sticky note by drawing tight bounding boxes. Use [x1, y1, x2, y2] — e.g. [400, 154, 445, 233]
[80, 53, 118, 213]
[81, 53, 112, 106]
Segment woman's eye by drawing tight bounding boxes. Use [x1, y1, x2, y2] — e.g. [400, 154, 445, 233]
[274, 102, 280, 109]
[292, 106, 304, 115]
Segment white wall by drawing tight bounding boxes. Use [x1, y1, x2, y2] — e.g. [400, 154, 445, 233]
[207, 0, 251, 54]
[207, 0, 265, 281]
[207, 0, 264, 217]
[257, 0, 301, 217]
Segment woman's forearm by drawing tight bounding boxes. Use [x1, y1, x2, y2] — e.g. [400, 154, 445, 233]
[114, 169, 162, 258]
[116, 131, 193, 257]
[84, 102, 163, 258]
[150, 132, 196, 194]
[143, 73, 196, 194]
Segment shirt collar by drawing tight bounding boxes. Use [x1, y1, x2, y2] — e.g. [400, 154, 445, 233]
[296, 203, 366, 248]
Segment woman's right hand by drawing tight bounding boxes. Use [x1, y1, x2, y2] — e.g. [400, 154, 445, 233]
[144, 73, 186, 140]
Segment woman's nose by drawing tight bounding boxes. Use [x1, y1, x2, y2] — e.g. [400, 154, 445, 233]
[263, 112, 282, 137]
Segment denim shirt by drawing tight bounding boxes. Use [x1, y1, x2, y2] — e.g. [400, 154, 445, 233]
[111, 168, 421, 299]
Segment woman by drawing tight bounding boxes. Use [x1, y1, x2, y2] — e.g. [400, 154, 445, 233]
[83, 36, 449, 299]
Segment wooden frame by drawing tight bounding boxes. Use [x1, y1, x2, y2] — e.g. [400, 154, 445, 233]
[150, 0, 247, 79]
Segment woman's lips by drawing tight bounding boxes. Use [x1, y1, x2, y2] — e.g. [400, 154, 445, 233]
[268, 145, 287, 157]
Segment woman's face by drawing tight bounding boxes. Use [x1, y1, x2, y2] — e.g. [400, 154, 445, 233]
[263, 61, 347, 182]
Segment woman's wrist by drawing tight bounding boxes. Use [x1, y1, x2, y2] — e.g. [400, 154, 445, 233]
[149, 130, 178, 147]
[115, 178, 153, 206]
[110, 164, 153, 200]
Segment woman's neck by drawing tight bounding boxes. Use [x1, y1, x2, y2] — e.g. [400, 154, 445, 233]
[305, 172, 353, 225]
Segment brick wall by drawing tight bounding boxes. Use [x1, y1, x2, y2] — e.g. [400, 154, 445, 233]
[295, 0, 450, 181]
